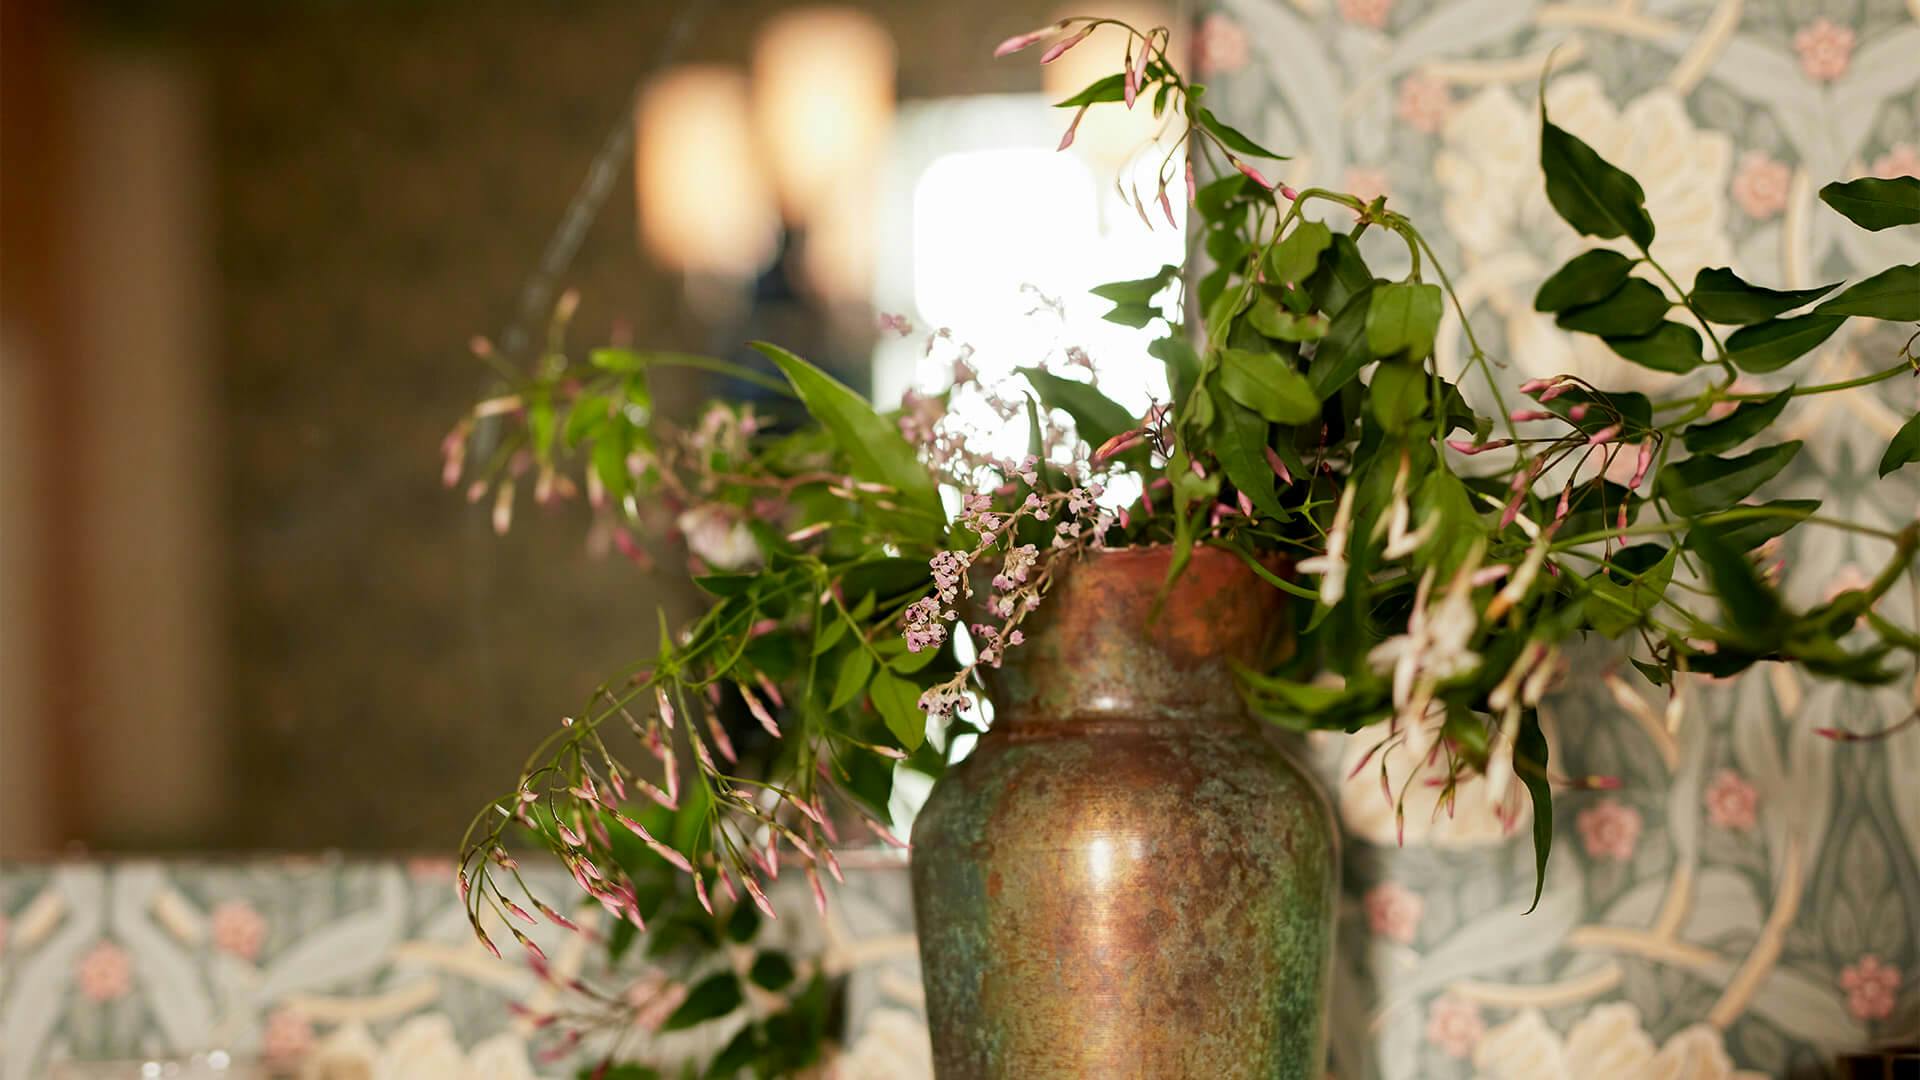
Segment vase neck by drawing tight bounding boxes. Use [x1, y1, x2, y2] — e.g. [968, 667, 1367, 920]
[981, 545, 1290, 732]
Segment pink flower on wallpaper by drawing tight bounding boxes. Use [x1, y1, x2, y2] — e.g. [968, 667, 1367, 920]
[1731, 151, 1792, 219]
[77, 940, 133, 1002]
[261, 1007, 315, 1065]
[1840, 955, 1901, 1021]
[1192, 14, 1249, 77]
[1704, 769, 1759, 831]
[1363, 881, 1424, 944]
[211, 899, 268, 961]
[1345, 167, 1391, 206]
[1872, 144, 1920, 179]
[1339, 0, 1393, 30]
[1396, 73, 1451, 134]
[1793, 19, 1854, 83]
[1425, 993, 1485, 1058]
[1577, 799, 1642, 861]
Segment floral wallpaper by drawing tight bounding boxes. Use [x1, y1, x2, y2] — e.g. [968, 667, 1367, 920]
[1196, 0, 1920, 1077]
[0, 858, 927, 1078]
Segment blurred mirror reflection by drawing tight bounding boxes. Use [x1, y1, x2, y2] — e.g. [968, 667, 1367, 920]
[0, 0, 1183, 855]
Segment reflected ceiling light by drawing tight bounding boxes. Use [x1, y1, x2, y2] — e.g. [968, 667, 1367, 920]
[634, 65, 780, 278]
[752, 7, 896, 224]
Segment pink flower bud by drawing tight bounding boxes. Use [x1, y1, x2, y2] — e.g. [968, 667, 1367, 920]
[1446, 438, 1512, 456]
[1123, 57, 1138, 109]
[1263, 444, 1293, 485]
[1058, 105, 1088, 151]
[1508, 409, 1552, 422]
[1039, 24, 1093, 63]
[1279, 185, 1299, 201]
[1587, 424, 1621, 446]
[992, 26, 1053, 57]
[1185, 157, 1197, 206]
[1518, 378, 1551, 394]
[1568, 403, 1590, 420]
[785, 521, 831, 542]
[1629, 440, 1654, 489]
[1233, 158, 1272, 189]
[1158, 184, 1177, 228]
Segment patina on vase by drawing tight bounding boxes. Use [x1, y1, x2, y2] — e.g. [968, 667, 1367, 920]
[911, 543, 1338, 1079]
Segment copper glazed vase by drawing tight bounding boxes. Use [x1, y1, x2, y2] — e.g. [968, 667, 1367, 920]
[910, 544, 1338, 1079]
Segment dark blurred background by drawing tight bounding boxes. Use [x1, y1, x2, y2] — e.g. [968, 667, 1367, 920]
[1, 0, 1185, 853]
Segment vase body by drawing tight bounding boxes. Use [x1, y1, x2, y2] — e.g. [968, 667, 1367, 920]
[911, 545, 1338, 1079]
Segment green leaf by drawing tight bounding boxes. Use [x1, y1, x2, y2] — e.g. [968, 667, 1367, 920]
[1054, 73, 1126, 109]
[1818, 176, 1920, 231]
[1554, 278, 1669, 337]
[1306, 233, 1373, 315]
[1266, 221, 1333, 286]
[754, 343, 942, 532]
[1194, 106, 1287, 159]
[1655, 442, 1802, 516]
[591, 426, 631, 505]
[1194, 172, 1249, 218]
[1150, 334, 1202, 405]
[1517, 713, 1552, 914]
[828, 648, 874, 711]
[1539, 116, 1655, 248]
[1364, 282, 1443, 359]
[1090, 264, 1178, 305]
[1368, 361, 1427, 434]
[1217, 348, 1321, 425]
[1248, 296, 1329, 341]
[664, 973, 744, 1030]
[1689, 522, 1785, 643]
[1021, 367, 1136, 453]
[1101, 303, 1160, 328]
[1534, 250, 1635, 313]
[749, 951, 797, 991]
[1689, 267, 1838, 324]
[1306, 285, 1376, 397]
[1682, 388, 1793, 454]
[1584, 544, 1676, 638]
[1212, 399, 1288, 522]
[563, 393, 610, 447]
[1814, 263, 1919, 321]
[1689, 499, 1819, 551]
[1880, 412, 1920, 477]
[868, 671, 925, 750]
[1604, 321, 1703, 373]
[1724, 315, 1845, 373]
[725, 897, 760, 942]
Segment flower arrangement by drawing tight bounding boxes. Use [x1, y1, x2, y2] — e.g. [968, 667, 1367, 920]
[443, 17, 1920, 1074]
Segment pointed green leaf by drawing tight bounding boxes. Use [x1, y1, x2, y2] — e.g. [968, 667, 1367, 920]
[1306, 233, 1374, 315]
[1090, 264, 1178, 305]
[1554, 277, 1669, 337]
[1584, 544, 1676, 638]
[1368, 361, 1428, 434]
[1682, 388, 1793, 454]
[829, 648, 874, 711]
[664, 973, 743, 1031]
[1248, 296, 1329, 341]
[1818, 175, 1920, 231]
[1019, 367, 1138, 458]
[1813, 263, 1919, 321]
[1881, 412, 1920, 477]
[1306, 285, 1377, 397]
[1365, 282, 1443, 359]
[1054, 73, 1126, 109]
[868, 671, 925, 751]
[1656, 442, 1802, 516]
[754, 343, 942, 533]
[1517, 713, 1552, 914]
[1194, 106, 1288, 159]
[1540, 117, 1655, 248]
[1603, 321, 1703, 373]
[1266, 221, 1333, 286]
[1534, 250, 1635, 313]
[1689, 267, 1838, 324]
[1213, 399, 1289, 522]
[1217, 348, 1321, 425]
[1724, 315, 1845, 373]
[1689, 522, 1785, 644]
[1688, 499, 1819, 552]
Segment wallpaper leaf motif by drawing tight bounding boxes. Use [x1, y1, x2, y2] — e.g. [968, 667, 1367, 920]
[1211, 0, 1920, 1075]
